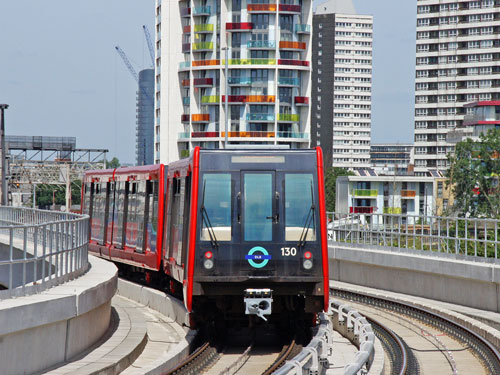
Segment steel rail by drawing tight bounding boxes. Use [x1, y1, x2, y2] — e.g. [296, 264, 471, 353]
[262, 338, 297, 375]
[333, 288, 500, 374]
[364, 315, 409, 375]
[164, 341, 216, 375]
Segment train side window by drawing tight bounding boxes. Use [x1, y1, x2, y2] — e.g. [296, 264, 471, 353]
[169, 177, 185, 264]
[91, 183, 106, 244]
[200, 174, 232, 242]
[146, 181, 159, 252]
[133, 181, 147, 253]
[284, 174, 316, 242]
[83, 183, 92, 215]
[106, 182, 116, 245]
[113, 181, 126, 248]
[125, 182, 140, 249]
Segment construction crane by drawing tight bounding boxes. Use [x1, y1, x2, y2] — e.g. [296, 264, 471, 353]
[142, 25, 155, 68]
[114, 46, 153, 105]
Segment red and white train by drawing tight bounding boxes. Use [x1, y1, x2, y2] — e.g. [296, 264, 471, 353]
[82, 147, 329, 325]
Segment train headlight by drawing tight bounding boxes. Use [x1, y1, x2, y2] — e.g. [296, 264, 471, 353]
[203, 258, 214, 270]
[203, 251, 214, 270]
[303, 251, 313, 270]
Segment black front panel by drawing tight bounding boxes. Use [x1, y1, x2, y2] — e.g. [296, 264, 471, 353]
[194, 150, 323, 286]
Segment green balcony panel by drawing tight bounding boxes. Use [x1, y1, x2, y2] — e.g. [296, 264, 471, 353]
[383, 207, 402, 214]
[278, 113, 300, 122]
[201, 95, 220, 103]
[354, 189, 378, 197]
[180, 149, 190, 158]
[192, 42, 214, 50]
[194, 23, 214, 32]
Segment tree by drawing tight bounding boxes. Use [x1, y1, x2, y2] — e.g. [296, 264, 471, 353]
[324, 167, 354, 212]
[447, 128, 500, 218]
[106, 157, 121, 169]
[35, 181, 82, 208]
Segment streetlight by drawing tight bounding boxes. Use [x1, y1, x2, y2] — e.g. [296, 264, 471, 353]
[0, 104, 9, 206]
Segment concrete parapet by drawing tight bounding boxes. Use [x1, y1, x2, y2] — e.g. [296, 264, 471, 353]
[0, 255, 117, 375]
[329, 245, 500, 313]
[117, 279, 196, 375]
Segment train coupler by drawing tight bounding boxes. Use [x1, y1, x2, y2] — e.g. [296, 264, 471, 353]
[244, 288, 273, 321]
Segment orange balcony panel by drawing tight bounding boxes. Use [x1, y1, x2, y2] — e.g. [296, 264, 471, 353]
[247, 3, 277, 12]
[401, 190, 417, 198]
[183, 25, 191, 33]
[192, 59, 220, 67]
[279, 41, 306, 50]
[191, 114, 210, 122]
[221, 131, 275, 138]
[181, 79, 190, 87]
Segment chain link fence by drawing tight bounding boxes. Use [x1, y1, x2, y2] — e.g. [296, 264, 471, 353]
[0, 207, 89, 299]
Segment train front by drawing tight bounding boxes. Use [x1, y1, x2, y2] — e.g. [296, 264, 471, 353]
[189, 148, 328, 325]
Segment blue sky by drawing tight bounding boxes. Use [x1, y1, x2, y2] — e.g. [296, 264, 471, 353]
[0, 0, 416, 163]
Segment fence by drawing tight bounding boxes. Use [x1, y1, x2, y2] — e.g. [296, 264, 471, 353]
[328, 212, 500, 261]
[0, 206, 89, 299]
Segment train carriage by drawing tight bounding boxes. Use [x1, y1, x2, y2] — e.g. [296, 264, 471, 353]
[82, 147, 328, 325]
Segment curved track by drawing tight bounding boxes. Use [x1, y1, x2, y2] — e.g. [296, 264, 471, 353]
[333, 288, 500, 375]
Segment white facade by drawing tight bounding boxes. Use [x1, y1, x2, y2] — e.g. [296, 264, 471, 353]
[155, 0, 313, 164]
[336, 175, 436, 218]
[414, 0, 500, 175]
[331, 13, 373, 169]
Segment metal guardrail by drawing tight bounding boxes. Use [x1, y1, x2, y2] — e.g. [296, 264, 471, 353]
[273, 312, 334, 375]
[0, 206, 89, 299]
[330, 300, 375, 375]
[328, 212, 500, 261]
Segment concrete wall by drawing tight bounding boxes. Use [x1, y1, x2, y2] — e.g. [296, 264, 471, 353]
[0, 255, 117, 375]
[329, 244, 500, 313]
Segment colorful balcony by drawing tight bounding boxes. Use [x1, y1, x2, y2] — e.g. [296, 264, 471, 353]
[192, 59, 220, 67]
[221, 131, 275, 138]
[401, 190, 417, 198]
[181, 79, 190, 87]
[179, 61, 191, 69]
[191, 114, 210, 122]
[350, 206, 375, 214]
[191, 131, 220, 138]
[183, 25, 191, 34]
[295, 24, 311, 34]
[201, 95, 220, 104]
[225, 58, 276, 65]
[353, 189, 378, 197]
[294, 96, 309, 106]
[278, 77, 300, 86]
[247, 3, 277, 12]
[246, 113, 275, 121]
[228, 77, 252, 85]
[178, 132, 190, 139]
[247, 40, 276, 49]
[226, 22, 253, 31]
[182, 43, 190, 53]
[192, 42, 213, 51]
[277, 132, 308, 139]
[194, 23, 214, 33]
[277, 113, 300, 122]
[180, 149, 190, 158]
[193, 78, 213, 87]
[383, 207, 402, 214]
[180, 7, 191, 17]
[193, 6, 210, 15]
[278, 3, 301, 13]
[182, 97, 190, 105]
[278, 59, 310, 67]
[222, 95, 275, 104]
[181, 114, 190, 122]
[279, 41, 306, 50]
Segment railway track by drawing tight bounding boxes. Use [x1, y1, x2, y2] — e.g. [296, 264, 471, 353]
[333, 288, 500, 375]
[165, 335, 300, 375]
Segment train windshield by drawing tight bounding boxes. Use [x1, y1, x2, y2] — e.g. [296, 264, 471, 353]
[201, 174, 232, 241]
[285, 174, 316, 242]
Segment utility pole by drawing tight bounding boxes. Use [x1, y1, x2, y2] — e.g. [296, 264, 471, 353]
[0, 104, 9, 206]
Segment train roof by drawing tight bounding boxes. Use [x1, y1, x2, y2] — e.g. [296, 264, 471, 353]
[83, 164, 164, 183]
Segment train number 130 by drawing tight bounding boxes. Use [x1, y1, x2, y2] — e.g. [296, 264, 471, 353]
[281, 247, 297, 256]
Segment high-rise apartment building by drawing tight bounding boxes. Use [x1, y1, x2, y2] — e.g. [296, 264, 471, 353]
[136, 69, 155, 166]
[311, 0, 372, 169]
[414, 0, 500, 175]
[155, 0, 312, 164]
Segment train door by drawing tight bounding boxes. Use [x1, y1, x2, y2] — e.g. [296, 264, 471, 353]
[239, 171, 279, 272]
